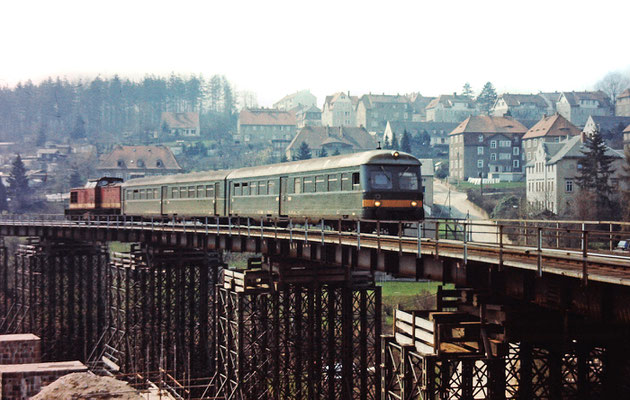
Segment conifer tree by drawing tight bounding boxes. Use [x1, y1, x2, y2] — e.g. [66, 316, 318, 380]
[575, 131, 617, 219]
[476, 82, 497, 115]
[296, 141, 312, 160]
[68, 167, 83, 188]
[0, 180, 8, 212]
[462, 82, 474, 97]
[332, 148, 341, 156]
[401, 130, 411, 153]
[8, 154, 30, 212]
[391, 133, 399, 149]
[319, 147, 328, 157]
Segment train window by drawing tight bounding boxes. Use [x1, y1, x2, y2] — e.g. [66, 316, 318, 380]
[242, 182, 249, 196]
[154, 189, 158, 199]
[258, 181, 267, 195]
[399, 172, 419, 190]
[189, 187, 196, 198]
[303, 177, 314, 193]
[268, 180, 275, 195]
[327, 174, 339, 191]
[315, 176, 326, 192]
[139, 189, 146, 199]
[180, 187, 188, 199]
[352, 172, 361, 190]
[369, 171, 391, 190]
[294, 178, 301, 194]
[133, 190, 139, 200]
[234, 183, 241, 196]
[250, 182, 257, 195]
[197, 186, 204, 198]
[341, 173, 351, 191]
[70, 192, 78, 203]
[206, 185, 214, 197]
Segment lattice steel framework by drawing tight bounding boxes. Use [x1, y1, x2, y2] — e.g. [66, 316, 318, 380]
[1, 239, 107, 362]
[212, 281, 381, 400]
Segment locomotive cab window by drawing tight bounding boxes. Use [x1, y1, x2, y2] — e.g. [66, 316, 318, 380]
[399, 171, 419, 190]
[370, 170, 392, 190]
[70, 192, 78, 203]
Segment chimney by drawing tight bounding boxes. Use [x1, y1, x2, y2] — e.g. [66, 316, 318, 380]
[453, 92, 457, 96]
[347, 90, 350, 97]
[580, 131, 586, 143]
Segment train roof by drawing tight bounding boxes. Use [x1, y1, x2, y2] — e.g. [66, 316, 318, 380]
[120, 151, 420, 187]
[227, 150, 420, 180]
[121, 169, 231, 187]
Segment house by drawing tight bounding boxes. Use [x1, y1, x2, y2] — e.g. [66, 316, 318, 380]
[161, 112, 200, 137]
[273, 90, 317, 111]
[355, 94, 413, 134]
[294, 105, 322, 128]
[555, 91, 613, 127]
[491, 94, 549, 121]
[526, 134, 623, 216]
[418, 158, 434, 209]
[321, 92, 358, 127]
[582, 115, 630, 149]
[538, 92, 562, 114]
[449, 116, 527, 181]
[616, 89, 630, 117]
[285, 126, 377, 160]
[96, 145, 182, 180]
[236, 108, 297, 144]
[383, 121, 457, 154]
[522, 114, 580, 162]
[425, 95, 477, 123]
[405, 93, 435, 121]
[624, 124, 630, 153]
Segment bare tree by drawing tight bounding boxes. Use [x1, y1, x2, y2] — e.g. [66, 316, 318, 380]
[596, 71, 630, 106]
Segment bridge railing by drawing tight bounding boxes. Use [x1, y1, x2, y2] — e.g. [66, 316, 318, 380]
[1, 214, 629, 260]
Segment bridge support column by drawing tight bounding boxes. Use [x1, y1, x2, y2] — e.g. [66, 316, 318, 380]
[1, 238, 107, 362]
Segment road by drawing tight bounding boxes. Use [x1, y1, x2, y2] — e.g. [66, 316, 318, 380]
[432, 180, 502, 244]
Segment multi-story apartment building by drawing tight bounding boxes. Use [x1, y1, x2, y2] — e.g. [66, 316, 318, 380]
[522, 114, 580, 162]
[582, 115, 630, 149]
[406, 93, 435, 122]
[273, 90, 317, 111]
[321, 92, 358, 127]
[538, 92, 562, 114]
[491, 94, 549, 121]
[616, 89, 630, 117]
[355, 94, 412, 134]
[236, 108, 297, 144]
[526, 135, 624, 215]
[556, 91, 613, 127]
[449, 116, 527, 180]
[425, 95, 477, 123]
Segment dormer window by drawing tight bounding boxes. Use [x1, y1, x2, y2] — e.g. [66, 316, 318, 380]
[137, 159, 145, 168]
[117, 160, 125, 167]
[156, 160, 163, 168]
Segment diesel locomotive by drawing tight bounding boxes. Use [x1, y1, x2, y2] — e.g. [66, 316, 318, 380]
[67, 150, 424, 224]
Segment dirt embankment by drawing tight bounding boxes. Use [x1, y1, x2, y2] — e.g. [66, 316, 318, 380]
[31, 372, 144, 400]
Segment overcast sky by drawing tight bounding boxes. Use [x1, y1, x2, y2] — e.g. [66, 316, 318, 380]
[2, 0, 629, 107]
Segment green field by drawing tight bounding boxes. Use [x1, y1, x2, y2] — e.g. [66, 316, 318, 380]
[453, 181, 525, 191]
[378, 280, 453, 333]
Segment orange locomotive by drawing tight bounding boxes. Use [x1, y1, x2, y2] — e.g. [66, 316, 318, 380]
[66, 177, 123, 216]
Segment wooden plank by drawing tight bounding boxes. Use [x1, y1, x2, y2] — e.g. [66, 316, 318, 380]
[395, 320, 434, 345]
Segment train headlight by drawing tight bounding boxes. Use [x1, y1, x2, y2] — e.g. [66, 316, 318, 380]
[393, 151, 400, 158]
[411, 201, 418, 207]
[374, 200, 382, 207]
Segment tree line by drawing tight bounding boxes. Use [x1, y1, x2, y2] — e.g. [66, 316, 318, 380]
[0, 73, 238, 145]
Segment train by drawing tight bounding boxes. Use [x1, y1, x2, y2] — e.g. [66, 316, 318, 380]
[67, 150, 424, 226]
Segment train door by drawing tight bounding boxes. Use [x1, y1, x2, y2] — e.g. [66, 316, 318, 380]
[160, 186, 168, 215]
[279, 176, 288, 216]
[214, 182, 220, 215]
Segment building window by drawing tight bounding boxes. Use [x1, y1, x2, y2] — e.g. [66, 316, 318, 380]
[527, 152, 531, 160]
[566, 180, 573, 192]
[513, 160, 520, 168]
[477, 160, 483, 168]
[513, 147, 519, 155]
[477, 146, 484, 155]
[490, 140, 497, 148]
[478, 135, 484, 142]
[499, 153, 511, 160]
[490, 153, 496, 161]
